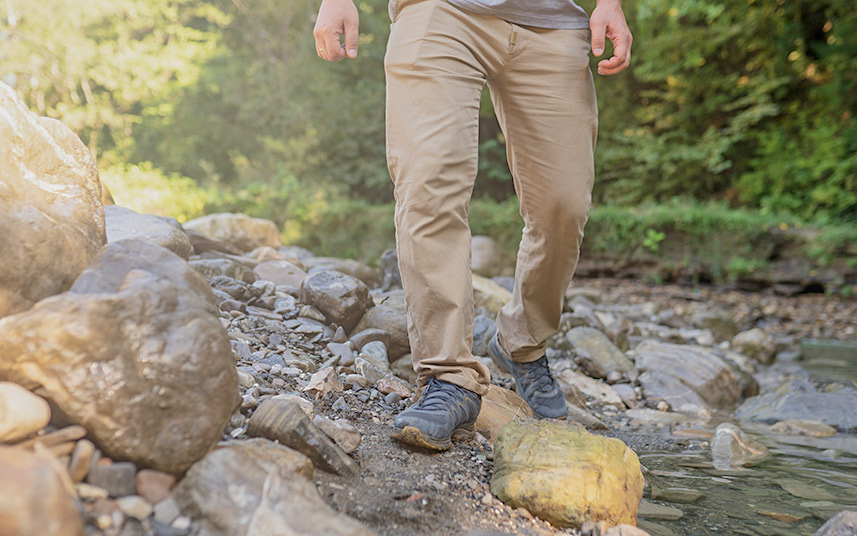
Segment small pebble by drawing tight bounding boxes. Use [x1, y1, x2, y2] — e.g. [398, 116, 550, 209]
[385, 392, 402, 405]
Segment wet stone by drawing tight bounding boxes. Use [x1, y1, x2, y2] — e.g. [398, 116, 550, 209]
[711, 423, 770, 470]
[637, 501, 684, 521]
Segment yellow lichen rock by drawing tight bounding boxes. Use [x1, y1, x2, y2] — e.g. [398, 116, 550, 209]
[490, 420, 644, 528]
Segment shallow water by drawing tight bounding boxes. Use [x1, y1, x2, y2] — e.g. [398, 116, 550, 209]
[635, 339, 857, 536]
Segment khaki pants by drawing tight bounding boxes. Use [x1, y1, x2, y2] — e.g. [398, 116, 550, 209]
[385, 0, 598, 396]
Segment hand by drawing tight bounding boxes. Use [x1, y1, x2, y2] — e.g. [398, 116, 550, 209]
[313, 0, 360, 62]
[590, 0, 632, 75]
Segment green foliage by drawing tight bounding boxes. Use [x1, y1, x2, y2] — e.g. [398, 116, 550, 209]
[100, 162, 208, 222]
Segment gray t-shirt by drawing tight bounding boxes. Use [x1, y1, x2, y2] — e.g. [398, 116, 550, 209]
[447, 0, 590, 29]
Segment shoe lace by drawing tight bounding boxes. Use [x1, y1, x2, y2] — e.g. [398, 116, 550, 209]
[522, 357, 555, 392]
[416, 378, 468, 414]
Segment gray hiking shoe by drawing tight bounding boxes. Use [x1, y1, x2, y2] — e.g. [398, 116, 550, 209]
[392, 377, 481, 451]
[488, 333, 568, 420]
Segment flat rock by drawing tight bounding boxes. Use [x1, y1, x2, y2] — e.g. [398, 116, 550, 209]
[712, 423, 770, 469]
[215, 438, 314, 479]
[0, 82, 106, 319]
[302, 367, 343, 399]
[87, 462, 138, 498]
[0, 240, 239, 474]
[104, 205, 191, 259]
[304, 257, 380, 289]
[556, 368, 626, 408]
[247, 398, 359, 476]
[770, 419, 837, 438]
[183, 213, 280, 252]
[173, 441, 374, 536]
[312, 416, 362, 454]
[0, 446, 85, 535]
[814, 511, 857, 536]
[0, 381, 50, 443]
[189, 257, 256, 283]
[472, 275, 512, 316]
[300, 271, 373, 333]
[253, 260, 307, 287]
[491, 420, 644, 528]
[566, 327, 637, 381]
[736, 379, 857, 432]
[354, 291, 409, 359]
[633, 341, 743, 408]
[637, 501, 684, 521]
[474, 385, 534, 442]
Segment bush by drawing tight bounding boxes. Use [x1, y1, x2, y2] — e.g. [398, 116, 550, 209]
[100, 162, 208, 223]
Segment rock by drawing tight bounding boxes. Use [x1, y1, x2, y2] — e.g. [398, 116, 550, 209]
[711, 423, 770, 469]
[736, 380, 857, 432]
[135, 470, 175, 505]
[472, 275, 512, 315]
[271, 394, 315, 419]
[354, 292, 409, 359]
[0, 240, 239, 474]
[361, 341, 389, 367]
[87, 462, 138, 498]
[391, 355, 418, 383]
[376, 377, 413, 398]
[300, 271, 373, 333]
[814, 511, 857, 536]
[474, 386, 534, 442]
[67, 439, 95, 483]
[566, 405, 609, 430]
[565, 286, 604, 305]
[355, 358, 387, 385]
[604, 525, 652, 536]
[253, 260, 307, 287]
[649, 488, 704, 504]
[633, 341, 742, 408]
[0, 446, 85, 535]
[173, 441, 374, 536]
[690, 310, 737, 342]
[304, 257, 380, 288]
[566, 327, 637, 381]
[0, 381, 51, 443]
[349, 329, 391, 353]
[247, 398, 360, 476]
[153, 497, 182, 526]
[302, 367, 343, 399]
[471, 235, 503, 277]
[116, 495, 153, 520]
[556, 369, 626, 408]
[637, 501, 684, 521]
[490, 421, 644, 528]
[189, 257, 256, 283]
[770, 419, 838, 438]
[217, 438, 314, 479]
[625, 409, 689, 427]
[183, 213, 280, 252]
[104, 205, 191, 259]
[731, 328, 776, 364]
[776, 478, 836, 501]
[472, 315, 498, 358]
[379, 249, 402, 291]
[312, 416, 362, 454]
[0, 83, 106, 320]
[637, 372, 709, 412]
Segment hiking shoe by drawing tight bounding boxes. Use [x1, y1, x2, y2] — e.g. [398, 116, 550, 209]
[392, 377, 481, 451]
[488, 333, 568, 420]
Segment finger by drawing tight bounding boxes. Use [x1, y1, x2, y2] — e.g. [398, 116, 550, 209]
[324, 30, 346, 61]
[590, 19, 607, 57]
[344, 16, 359, 59]
[313, 26, 333, 61]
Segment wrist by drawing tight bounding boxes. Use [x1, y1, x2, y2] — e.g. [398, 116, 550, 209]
[595, 0, 622, 8]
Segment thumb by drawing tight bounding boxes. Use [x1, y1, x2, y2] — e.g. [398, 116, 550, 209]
[344, 17, 359, 58]
[590, 19, 606, 57]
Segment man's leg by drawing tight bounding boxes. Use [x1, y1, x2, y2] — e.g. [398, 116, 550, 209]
[487, 25, 598, 415]
[385, 0, 511, 448]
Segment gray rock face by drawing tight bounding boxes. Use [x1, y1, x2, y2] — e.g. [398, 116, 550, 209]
[190, 257, 257, 284]
[711, 423, 770, 470]
[301, 271, 373, 333]
[0, 240, 239, 474]
[173, 442, 375, 536]
[815, 511, 857, 536]
[247, 398, 360, 476]
[253, 260, 307, 287]
[305, 257, 380, 289]
[354, 291, 410, 360]
[637, 371, 708, 411]
[472, 315, 498, 358]
[566, 327, 637, 381]
[633, 341, 743, 408]
[104, 205, 192, 259]
[0, 82, 106, 319]
[183, 212, 280, 252]
[736, 380, 857, 432]
[379, 248, 402, 291]
[0, 446, 86, 536]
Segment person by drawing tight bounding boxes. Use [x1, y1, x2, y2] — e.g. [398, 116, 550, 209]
[314, 0, 632, 450]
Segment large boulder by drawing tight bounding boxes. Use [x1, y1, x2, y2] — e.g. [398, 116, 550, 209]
[566, 327, 637, 381]
[301, 271, 373, 333]
[104, 205, 192, 259]
[736, 379, 857, 432]
[173, 441, 377, 536]
[473, 385, 533, 442]
[0, 82, 106, 319]
[183, 213, 280, 252]
[633, 341, 743, 408]
[491, 421, 644, 529]
[0, 240, 239, 474]
[305, 257, 380, 288]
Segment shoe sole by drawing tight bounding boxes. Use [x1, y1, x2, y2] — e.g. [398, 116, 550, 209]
[392, 423, 474, 451]
[488, 335, 567, 421]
